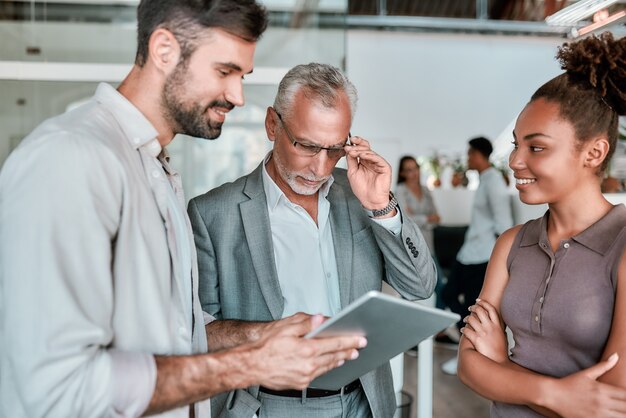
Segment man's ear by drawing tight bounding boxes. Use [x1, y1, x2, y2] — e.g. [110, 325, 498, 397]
[147, 28, 181, 74]
[265, 107, 277, 143]
[583, 136, 610, 170]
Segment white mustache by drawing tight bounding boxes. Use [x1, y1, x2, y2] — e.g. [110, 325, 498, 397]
[300, 176, 330, 183]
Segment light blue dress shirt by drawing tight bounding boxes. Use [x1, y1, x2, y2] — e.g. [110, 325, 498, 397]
[261, 154, 401, 318]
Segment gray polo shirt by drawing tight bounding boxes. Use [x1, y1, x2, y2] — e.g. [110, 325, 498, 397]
[493, 204, 626, 418]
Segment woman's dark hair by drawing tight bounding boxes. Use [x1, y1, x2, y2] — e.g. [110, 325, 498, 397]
[135, 0, 268, 67]
[530, 32, 626, 174]
[397, 155, 420, 184]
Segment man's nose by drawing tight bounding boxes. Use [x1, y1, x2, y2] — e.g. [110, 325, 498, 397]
[225, 78, 245, 107]
[310, 150, 335, 177]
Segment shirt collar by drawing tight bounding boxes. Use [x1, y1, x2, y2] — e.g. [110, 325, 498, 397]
[520, 204, 626, 255]
[93, 83, 161, 158]
[573, 204, 626, 254]
[158, 148, 174, 174]
[479, 166, 496, 178]
[261, 151, 334, 211]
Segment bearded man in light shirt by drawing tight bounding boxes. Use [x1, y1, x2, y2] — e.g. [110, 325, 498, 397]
[188, 63, 437, 418]
[0, 3, 367, 417]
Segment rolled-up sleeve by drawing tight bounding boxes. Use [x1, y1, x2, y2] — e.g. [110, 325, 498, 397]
[110, 350, 157, 417]
[0, 134, 154, 418]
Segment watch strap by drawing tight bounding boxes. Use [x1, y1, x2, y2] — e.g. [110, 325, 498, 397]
[365, 192, 398, 218]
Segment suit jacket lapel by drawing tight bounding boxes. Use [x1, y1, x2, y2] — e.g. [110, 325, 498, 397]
[328, 183, 353, 308]
[240, 164, 284, 320]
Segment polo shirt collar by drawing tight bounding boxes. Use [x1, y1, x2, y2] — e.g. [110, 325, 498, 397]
[520, 204, 626, 255]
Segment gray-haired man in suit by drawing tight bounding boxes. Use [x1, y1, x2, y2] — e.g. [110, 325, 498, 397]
[188, 63, 436, 418]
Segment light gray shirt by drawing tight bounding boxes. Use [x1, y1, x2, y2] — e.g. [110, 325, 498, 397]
[261, 154, 401, 318]
[456, 167, 513, 264]
[394, 183, 438, 252]
[0, 83, 209, 418]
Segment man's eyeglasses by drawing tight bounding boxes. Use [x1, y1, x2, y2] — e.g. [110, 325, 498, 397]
[273, 109, 351, 159]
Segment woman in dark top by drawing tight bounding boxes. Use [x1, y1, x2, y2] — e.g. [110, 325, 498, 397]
[458, 33, 626, 417]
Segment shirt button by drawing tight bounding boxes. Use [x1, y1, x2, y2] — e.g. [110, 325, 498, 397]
[326, 273, 331, 278]
[535, 316, 539, 322]
[133, 137, 141, 144]
[152, 170, 160, 178]
[546, 278, 550, 284]
[563, 243, 570, 249]
[539, 297, 544, 303]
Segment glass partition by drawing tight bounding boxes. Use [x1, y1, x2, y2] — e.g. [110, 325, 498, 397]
[0, 0, 348, 199]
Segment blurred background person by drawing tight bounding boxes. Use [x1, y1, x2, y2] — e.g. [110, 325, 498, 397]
[396, 156, 440, 254]
[395, 156, 454, 346]
[440, 137, 514, 374]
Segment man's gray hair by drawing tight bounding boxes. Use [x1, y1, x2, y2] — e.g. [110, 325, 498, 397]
[273, 63, 358, 121]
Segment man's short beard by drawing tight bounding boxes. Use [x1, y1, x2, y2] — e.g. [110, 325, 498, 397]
[162, 62, 228, 140]
[273, 150, 329, 196]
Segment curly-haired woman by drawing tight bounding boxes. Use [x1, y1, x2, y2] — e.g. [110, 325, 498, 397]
[458, 33, 626, 418]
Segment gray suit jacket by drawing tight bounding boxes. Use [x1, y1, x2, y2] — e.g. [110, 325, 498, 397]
[188, 163, 436, 418]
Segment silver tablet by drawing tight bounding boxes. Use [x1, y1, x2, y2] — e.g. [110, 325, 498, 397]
[305, 290, 460, 390]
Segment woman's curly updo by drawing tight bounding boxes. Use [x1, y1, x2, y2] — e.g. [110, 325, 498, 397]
[530, 32, 626, 173]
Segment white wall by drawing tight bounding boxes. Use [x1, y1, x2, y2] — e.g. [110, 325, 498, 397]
[346, 31, 565, 173]
[0, 28, 574, 172]
[0, 24, 345, 167]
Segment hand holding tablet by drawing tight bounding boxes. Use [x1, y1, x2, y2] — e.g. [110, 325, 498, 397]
[305, 291, 460, 390]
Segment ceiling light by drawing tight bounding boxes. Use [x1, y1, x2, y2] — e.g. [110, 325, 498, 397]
[570, 9, 626, 36]
[546, 0, 620, 25]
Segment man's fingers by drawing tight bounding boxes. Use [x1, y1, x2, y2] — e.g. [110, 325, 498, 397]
[306, 352, 354, 381]
[311, 335, 367, 357]
[294, 337, 366, 383]
[345, 148, 359, 171]
[275, 315, 322, 337]
[285, 312, 313, 324]
[344, 148, 382, 162]
[355, 153, 388, 169]
[309, 314, 326, 329]
[348, 136, 370, 148]
[345, 152, 389, 173]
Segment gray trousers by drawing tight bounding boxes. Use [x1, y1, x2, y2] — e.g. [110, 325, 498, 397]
[257, 387, 373, 418]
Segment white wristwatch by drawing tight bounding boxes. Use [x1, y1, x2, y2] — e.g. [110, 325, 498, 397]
[364, 192, 398, 218]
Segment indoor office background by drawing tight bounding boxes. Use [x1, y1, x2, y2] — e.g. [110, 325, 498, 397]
[1, 0, 626, 417]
